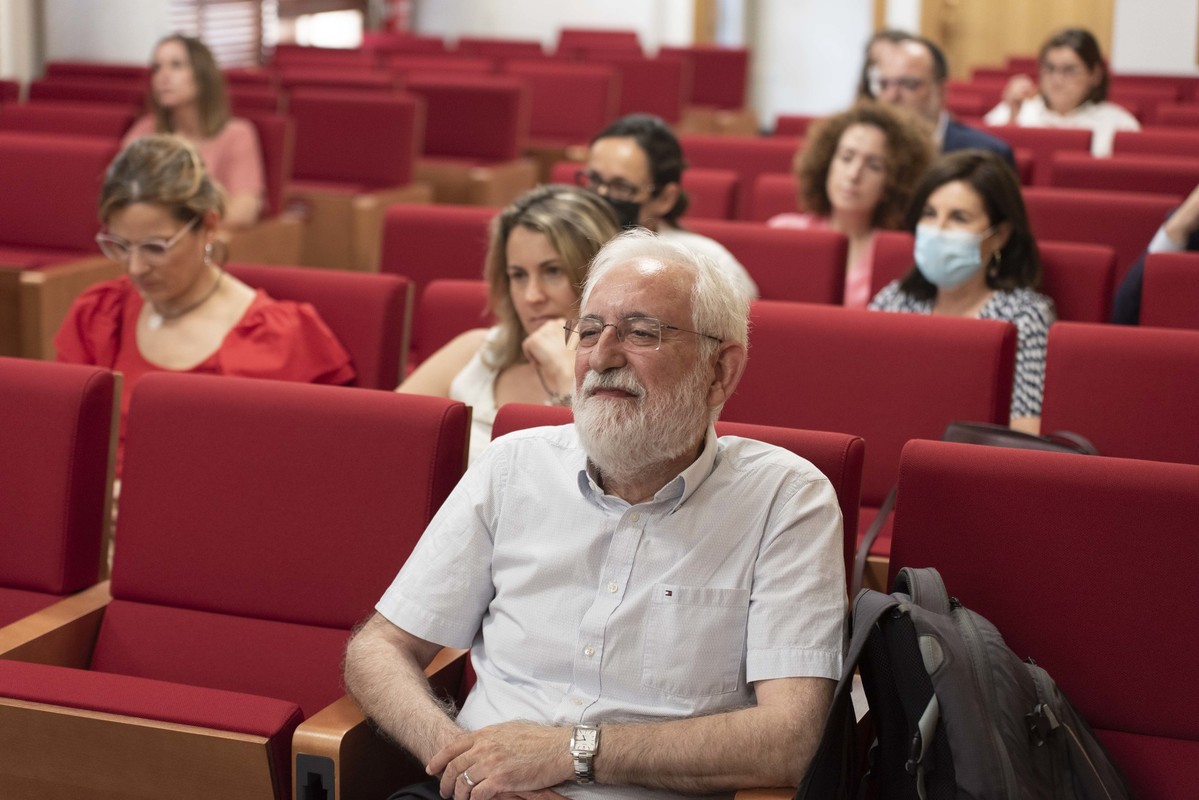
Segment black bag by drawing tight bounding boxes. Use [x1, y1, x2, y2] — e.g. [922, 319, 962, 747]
[798, 567, 1132, 800]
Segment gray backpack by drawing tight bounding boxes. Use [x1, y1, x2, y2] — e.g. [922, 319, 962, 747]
[798, 567, 1132, 799]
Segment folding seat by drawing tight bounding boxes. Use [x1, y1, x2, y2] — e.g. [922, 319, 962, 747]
[27, 78, 146, 107]
[680, 134, 802, 219]
[0, 373, 470, 800]
[1040, 322, 1199, 465]
[660, 45, 757, 135]
[687, 219, 846, 303]
[888, 439, 1199, 800]
[721, 301, 1016, 590]
[0, 101, 134, 139]
[286, 89, 432, 271]
[1021, 186, 1180, 284]
[549, 161, 739, 221]
[1151, 102, 1199, 128]
[1050, 151, 1199, 196]
[984, 125, 1091, 184]
[1141, 251, 1199, 330]
[556, 28, 643, 57]
[0, 79, 18, 103]
[0, 358, 114, 632]
[408, 278, 492, 372]
[748, 172, 801, 222]
[222, 112, 305, 267]
[589, 53, 689, 125]
[773, 114, 819, 137]
[44, 61, 149, 83]
[226, 263, 412, 389]
[378, 204, 495, 301]
[490, 403, 865, 591]
[502, 60, 619, 180]
[456, 37, 545, 59]
[1112, 128, 1199, 158]
[0, 133, 123, 358]
[404, 73, 539, 206]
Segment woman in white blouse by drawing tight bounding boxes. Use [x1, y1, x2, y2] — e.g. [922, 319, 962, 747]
[984, 27, 1139, 157]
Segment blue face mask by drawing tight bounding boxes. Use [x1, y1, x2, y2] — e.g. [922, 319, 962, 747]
[914, 224, 996, 289]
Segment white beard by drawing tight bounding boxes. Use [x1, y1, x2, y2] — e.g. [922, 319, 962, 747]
[573, 364, 711, 485]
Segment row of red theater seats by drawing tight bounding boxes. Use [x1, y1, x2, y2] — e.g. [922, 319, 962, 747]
[2, 331, 1197, 798]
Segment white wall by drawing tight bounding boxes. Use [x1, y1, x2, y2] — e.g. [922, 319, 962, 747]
[414, 0, 694, 53]
[0, 0, 38, 82]
[1111, 0, 1199, 75]
[43, 0, 168, 65]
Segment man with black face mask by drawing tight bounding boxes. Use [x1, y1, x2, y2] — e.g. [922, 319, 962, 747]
[575, 114, 759, 299]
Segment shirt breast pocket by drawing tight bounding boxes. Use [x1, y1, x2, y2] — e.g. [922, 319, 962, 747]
[641, 584, 750, 698]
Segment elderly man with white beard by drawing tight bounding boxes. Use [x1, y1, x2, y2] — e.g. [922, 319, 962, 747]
[344, 229, 846, 800]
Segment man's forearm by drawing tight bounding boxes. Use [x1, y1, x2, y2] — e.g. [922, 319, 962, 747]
[343, 615, 465, 765]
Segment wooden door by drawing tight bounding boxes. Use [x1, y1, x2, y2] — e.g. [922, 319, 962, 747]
[920, 0, 1114, 79]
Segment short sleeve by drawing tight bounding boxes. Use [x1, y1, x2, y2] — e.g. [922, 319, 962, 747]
[53, 278, 132, 367]
[1006, 291, 1056, 419]
[121, 115, 156, 147]
[202, 119, 265, 201]
[984, 102, 1013, 126]
[219, 292, 356, 385]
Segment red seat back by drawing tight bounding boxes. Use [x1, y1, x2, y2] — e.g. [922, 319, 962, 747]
[1150, 103, 1199, 128]
[1108, 85, 1177, 123]
[0, 132, 118, 251]
[1021, 186, 1180, 284]
[226, 263, 410, 389]
[410, 279, 493, 369]
[1142, 251, 1199, 330]
[556, 29, 642, 57]
[590, 54, 689, 125]
[457, 38, 545, 59]
[289, 89, 422, 187]
[278, 67, 399, 95]
[0, 80, 18, 103]
[28, 78, 146, 107]
[1049, 151, 1199, 197]
[681, 135, 801, 219]
[379, 203, 495, 297]
[0, 101, 134, 139]
[1113, 128, 1199, 158]
[502, 61, 618, 144]
[0, 358, 112, 605]
[385, 54, 496, 79]
[659, 45, 749, 109]
[228, 85, 281, 115]
[240, 113, 292, 218]
[773, 114, 819, 137]
[890, 438, 1199, 800]
[749, 172, 800, 222]
[101, 374, 469, 716]
[45, 61, 150, 82]
[404, 74, 529, 161]
[687, 219, 846, 304]
[1041, 322, 1199, 465]
[724, 302, 1015, 506]
[272, 45, 376, 70]
[984, 125, 1092, 184]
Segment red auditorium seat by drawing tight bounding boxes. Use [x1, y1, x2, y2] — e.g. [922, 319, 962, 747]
[1112, 128, 1199, 159]
[405, 73, 539, 206]
[457, 37, 545, 59]
[27, 78, 146, 107]
[44, 61, 149, 83]
[1021, 186, 1180, 284]
[362, 32, 450, 57]
[889, 439, 1199, 800]
[1150, 103, 1199, 128]
[0, 101, 133, 139]
[1108, 85, 1177, 123]
[0, 374, 470, 800]
[1142, 251, 1199, 330]
[385, 54, 496, 79]
[278, 67, 401, 96]
[0, 132, 123, 358]
[503, 60, 619, 179]
[408, 279, 492, 371]
[661, 45, 757, 135]
[286, 89, 432, 270]
[549, 161, 740, 221]
[869, 234, 1116, 323]
[984, 125, 1091, 184]
[0, 79, 18, 103]
[773, 114, 820, 137]
[223, 112, 306, 266]
[227, 84, 281, 114]
[1049, 151, 1199, 197]
[589, 53, 690, 125]
[223, 67, 277, 88]
[491, 403, 865, 591]
[748, 172, 800, 222]
[272, 44, 376, 70]
[687, 219, 846, 303]
[378, 203, 495, 300]
[226, 263, 412, 389]
[681, 134, 801, 219]
[556, 28, 642, 57]
[721, 302, 1015, 590]
[0, 358, 114, 631]
[1040, 322, 1199, 465]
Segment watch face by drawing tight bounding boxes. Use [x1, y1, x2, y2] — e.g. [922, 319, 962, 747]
[578, 729, 597, 748]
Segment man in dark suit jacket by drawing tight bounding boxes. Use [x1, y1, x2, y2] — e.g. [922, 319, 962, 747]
[1113, 183, 1199, 324]
[869, 36, 1016, 169]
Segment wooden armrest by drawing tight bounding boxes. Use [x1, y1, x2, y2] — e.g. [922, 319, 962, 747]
[19, 256, 125, 359]
[292, 647, 468, 800]
[0, 581, 111, 666]
[351, 182, 434, 271]
[225, 214, 305, 266]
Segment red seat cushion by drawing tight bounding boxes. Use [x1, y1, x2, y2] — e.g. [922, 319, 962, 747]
[0, 586, 62, 628]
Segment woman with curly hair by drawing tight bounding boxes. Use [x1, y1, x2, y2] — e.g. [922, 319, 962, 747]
[769, 101, 933, 308]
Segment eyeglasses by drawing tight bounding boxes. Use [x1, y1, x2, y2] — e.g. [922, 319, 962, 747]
[564, 316, 722, 352]
[95, 217, 199, 265]
[868, 75, 928, 95]
[574, 169, 655, 203]
[1040, 62, 1084, 78]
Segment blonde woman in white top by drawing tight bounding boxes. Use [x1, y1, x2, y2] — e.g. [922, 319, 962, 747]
[984, 27, 1139, 157]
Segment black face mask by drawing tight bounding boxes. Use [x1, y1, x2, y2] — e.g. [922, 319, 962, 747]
[603, 196, 643, 230]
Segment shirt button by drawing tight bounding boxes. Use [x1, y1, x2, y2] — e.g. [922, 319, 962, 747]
[630, 512, 641, 523]
[573, 698, 583, 706]
[584, 645, 595, 657]
[607, 581, 618, 593]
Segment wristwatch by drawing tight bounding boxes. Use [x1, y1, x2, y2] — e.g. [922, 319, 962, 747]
[569, 723, 600, 784]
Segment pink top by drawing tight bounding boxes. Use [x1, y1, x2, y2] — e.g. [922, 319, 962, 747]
[55, 277, 355, 472]
[767, 212, 876, 310]
[124, 116, 265, 203]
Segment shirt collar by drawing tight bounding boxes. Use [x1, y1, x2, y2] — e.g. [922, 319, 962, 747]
[575, 424, 720, 514]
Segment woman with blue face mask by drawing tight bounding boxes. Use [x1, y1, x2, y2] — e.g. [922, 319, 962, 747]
[869, 149, 1056, 433]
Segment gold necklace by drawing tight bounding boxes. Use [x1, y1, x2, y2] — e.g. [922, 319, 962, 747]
[147, 269, 223, 330]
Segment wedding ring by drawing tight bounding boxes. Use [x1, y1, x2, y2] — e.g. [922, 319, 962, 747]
[461, 770, 477, 788]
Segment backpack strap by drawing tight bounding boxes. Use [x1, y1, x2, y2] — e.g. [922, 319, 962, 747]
[851, 485, 897, 598]
[892, 567, 951, 616]
[796, 589, 900, 799]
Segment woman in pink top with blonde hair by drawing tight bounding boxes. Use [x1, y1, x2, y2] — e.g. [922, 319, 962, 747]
[769, 101, 933, 308]
[124, 34, 265, 230]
